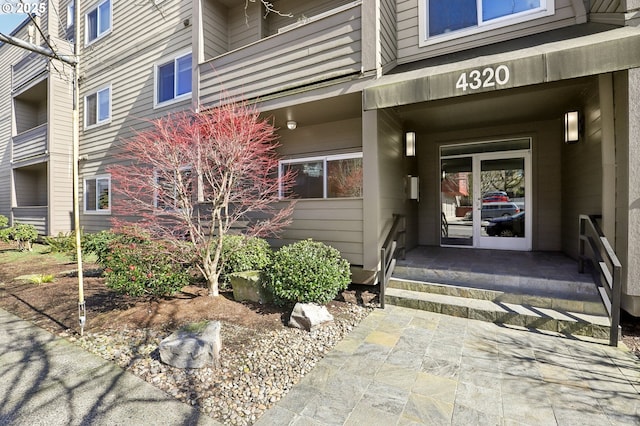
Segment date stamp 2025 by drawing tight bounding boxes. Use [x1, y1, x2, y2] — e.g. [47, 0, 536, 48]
[0, 1, 46, 15]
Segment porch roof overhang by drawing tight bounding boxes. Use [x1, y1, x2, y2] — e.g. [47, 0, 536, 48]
[364, 25, 640, 111]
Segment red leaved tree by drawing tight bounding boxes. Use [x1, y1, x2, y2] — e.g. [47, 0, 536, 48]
[109, 101, 295, 296]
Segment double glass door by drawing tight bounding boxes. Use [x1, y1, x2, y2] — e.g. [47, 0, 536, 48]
[440, 140, 531, 251]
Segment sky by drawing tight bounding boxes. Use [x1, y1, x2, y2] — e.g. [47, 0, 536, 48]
[0, 13, 27, 35]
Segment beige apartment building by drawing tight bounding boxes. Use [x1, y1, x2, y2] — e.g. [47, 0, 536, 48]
[1, 0, 640, 318]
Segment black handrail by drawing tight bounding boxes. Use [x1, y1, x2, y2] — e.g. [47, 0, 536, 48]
[379, 214, 404, 308]
[578, 214, 622, 346]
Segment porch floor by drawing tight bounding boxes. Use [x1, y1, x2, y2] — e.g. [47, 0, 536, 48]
[394, 246, 599, 302]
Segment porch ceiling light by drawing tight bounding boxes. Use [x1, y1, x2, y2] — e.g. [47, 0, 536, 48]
[405, 131, 416, 156]
[287, 120, 297, 130]
[564, 111, 581, 144]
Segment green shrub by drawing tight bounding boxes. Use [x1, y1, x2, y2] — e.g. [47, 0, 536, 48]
[43, 231, 77, 254]
[98, 232, 190, 298]
[264, 239, 351, 306]
[11, 223, 38, 251]
[82, 230, 122, 263]
[219, 235, 272, 287]
[0, 215, 9, 242]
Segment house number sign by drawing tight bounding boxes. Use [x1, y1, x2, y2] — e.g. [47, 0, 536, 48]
[455, 65, 510, 92]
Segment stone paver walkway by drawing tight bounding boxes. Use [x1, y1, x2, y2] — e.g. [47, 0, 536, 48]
[256, 305, 640, 425]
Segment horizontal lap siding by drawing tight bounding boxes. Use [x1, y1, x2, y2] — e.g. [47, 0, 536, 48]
[0, 24, 33, 218]
[12, 207, 48, 235]
[266, 0, 355, 34]
[380, 0, 397, 71]
[78, 0, 193, 232]
[274, 199, 364, 265]
[49, 68, 74, 235]
[12, 125, 47, 161]
[396, 0, 581, 64]
[203, 0, 228, 58]
[200, 6, 361, 105]
[590, 0, 623, 12]
[12, 54, 48, 93]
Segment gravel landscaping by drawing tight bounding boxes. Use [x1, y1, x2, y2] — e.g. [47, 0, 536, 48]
[68, 303, 373, 425]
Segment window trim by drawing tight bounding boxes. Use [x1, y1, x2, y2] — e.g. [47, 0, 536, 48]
[84, 174, 111, 214]
[85, 0, 112, 46]
[418, 0, 555, 47]
[279, 152, 363, 199]
[153, 50, 193, 108]
[84, 85, 111, 129]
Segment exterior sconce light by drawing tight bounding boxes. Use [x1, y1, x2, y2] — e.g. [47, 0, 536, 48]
[287, 120, 297, 130]
[405, 131, 416, 156]
[564, 111, 581, 144]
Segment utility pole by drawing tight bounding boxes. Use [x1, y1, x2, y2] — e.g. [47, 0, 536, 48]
[0, 1, 86, 335]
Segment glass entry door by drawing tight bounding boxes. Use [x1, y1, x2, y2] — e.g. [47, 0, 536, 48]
[440, 139, 531, 251]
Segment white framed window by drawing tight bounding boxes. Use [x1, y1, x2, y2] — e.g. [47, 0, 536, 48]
[419, 0, 554, 46]
[279, 153, 363, 199]
[67, 2, 74, 29]
[84, 86, 111, 128]
[84, 175, 111, 213]
[85, 0, 111, 45]
[154, 52, 192, 107]
[154, 167, 193, 211]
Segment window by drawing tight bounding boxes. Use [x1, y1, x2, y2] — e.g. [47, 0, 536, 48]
[86, 0, 111, 44]
[155, 168, 193, 210]
[85, 175, 110, 213]
[67, 2, 74, 29]
[85, 86, 111, 127]
[421, 0, 553, 45]
[155, 52, 192, 106]
[280, 153, 363, 199]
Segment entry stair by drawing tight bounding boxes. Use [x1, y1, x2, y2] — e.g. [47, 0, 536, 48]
[386, 264, 612, 340]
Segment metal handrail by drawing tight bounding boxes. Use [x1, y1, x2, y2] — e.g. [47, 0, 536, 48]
[379, 214, 404, 308]
[578, 214, 622, 346]
[441, 212, 448, 237]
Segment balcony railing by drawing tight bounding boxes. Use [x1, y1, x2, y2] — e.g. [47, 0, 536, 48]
[12, 52, 48, 93]
[12, 206, 48, 235]
[12, 123, 48, 162]
[199, 2, 362, 106]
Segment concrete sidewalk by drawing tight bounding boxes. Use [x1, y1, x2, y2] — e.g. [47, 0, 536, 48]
[257, 305, 640, 425]
[0, 308, 221, 426]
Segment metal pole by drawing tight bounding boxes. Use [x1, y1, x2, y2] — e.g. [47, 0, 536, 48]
[73, 0, 86, 336]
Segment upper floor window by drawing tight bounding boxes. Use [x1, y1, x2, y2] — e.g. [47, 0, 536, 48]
[155, 52, 192, 106]
[85, 175, 111, 213]
[86, 0, 111, 44]
[421, 0, 554, 45]
[67, 2, 74, 29]
[85, 86, 111, 128]
[280, 153, 363, 199]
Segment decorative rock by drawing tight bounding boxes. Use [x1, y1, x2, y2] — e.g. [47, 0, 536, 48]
[230, 271, 272, 304]
[159, 321, 222, 369]
[288, 303, 334, 331]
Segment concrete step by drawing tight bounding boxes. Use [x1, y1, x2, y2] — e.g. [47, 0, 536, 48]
[385, 285, 612, 340]
[392, 264, 601, 302]
[388, 277, 607, 316]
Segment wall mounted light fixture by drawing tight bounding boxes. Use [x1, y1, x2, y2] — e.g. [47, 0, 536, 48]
[287, 120, 297, 130]
[405, 131, 416, 156]
[564, 111, 581, 144]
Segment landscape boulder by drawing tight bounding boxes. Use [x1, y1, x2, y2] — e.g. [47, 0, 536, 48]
[230, 271, 272, 304]
[159, 321, 221, 369]
[288, 303, 334, 331]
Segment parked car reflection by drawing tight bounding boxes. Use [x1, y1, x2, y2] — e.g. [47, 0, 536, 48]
[485, 211, 525, 237]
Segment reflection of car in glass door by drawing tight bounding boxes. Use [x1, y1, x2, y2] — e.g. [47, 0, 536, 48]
[486, 212, 525, 237]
